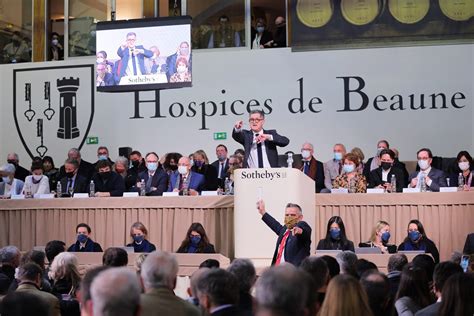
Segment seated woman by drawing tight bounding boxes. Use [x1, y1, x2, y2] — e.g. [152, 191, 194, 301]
[191, 150, 218, 191]
[21, 163, 50, 196]
[177, 222, 215, 253]
[368, 149, 404, 192]
[163, 152, 182, 175]
[42, 156, 59, 191]
[126, 222, 156, 253]
[332, 153, 367, 193]
[0, 163, 24, 197]
[113, 156, 136, 192]
[359, 220, 397, 254]
[169, 57, 191, 82]
[449, 150, 473, 190]
[398, 219, 440, 263]
[316, 216, 355, 252]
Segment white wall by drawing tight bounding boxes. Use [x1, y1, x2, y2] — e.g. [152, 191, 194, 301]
[0, 44, 473, 165]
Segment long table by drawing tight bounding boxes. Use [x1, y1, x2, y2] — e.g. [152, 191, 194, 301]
[0, 192, 473, 262]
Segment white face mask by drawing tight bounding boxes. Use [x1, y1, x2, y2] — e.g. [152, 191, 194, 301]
[301, 150, 311, 159]
[177, 65, 187, 73]
[52, 39, 59, 46]
[178, 166, 188, 175]
[418, 159, 430, 170]
[96, 58, 104, 64]
[459, 161, 470, 171]
[32, 175, 43, 181]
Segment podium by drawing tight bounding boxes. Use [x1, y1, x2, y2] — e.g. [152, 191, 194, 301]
[234, 168, 315, 267]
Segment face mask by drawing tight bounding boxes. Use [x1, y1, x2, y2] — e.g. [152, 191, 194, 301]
[2, 176, 11, 184]
[284, 216, 299, 229]
[376, 147, 385, 155]
[77, 234, 88, 244]
[409, 231, 420, 242]
[32, 175, 43, 181]
[459, 162, 470, 171]
[51, 39, 58, 46]
[147, 162, 158, 172]
[131, 160, 140, 168]
[217, 154, 226, 162]
[96, 58, 105, 64]
[381, 231, 390, 243]
[7, 160, 17, 166]
[133, 235, 144, 243]
[381, 162, 392, 171]
[98, 155, 107, 161]
[343, 164, 355, 173]
[180, 48, 189, 55]
[177, 65, 187, 73]
[301, 150, 311, 159]
[330, 228, 341, 240]
[418, 159, 430, 170]
[99, 171, 111, 180]
[178, 166, 188, 175]
[66, 172, 75, 178]
[194, 161, 204, 168]
[334, 152, 342, 161]
[190, 236, 201, 245]
[257, 26, 265, 33]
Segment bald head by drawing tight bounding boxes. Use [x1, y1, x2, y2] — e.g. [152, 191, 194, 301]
[275, 16, 285, 25]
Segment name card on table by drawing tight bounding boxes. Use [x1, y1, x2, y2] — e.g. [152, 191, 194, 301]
[201, 191, 219, 196]
[10, 194, 25, 199]
[73, 193, 89, 198]
[440, 187, 458, 193]
[35, 193, 55, 199]
[163, 192, 179, 197]
[367, 188, 385, 194]
[403, 188, 421, 193]
[331, 188, 348, 194]
[123, 192, 139, 197]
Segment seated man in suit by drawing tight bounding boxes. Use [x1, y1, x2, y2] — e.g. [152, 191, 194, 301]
[67, 223, 103, 252]
[322, 143, 346, 192]
[135, 152, 168, 196]
[211, 144, 229, 189]
[58, 158, 88, 195]
[96, 62, 115, 87]
[363, 139, 390, 180]
[257, 199, 311, 266]
[408, 148, 447, 192]
[58, 148, 94, 183]
[116, 32, 153, 81]
[299, 142, 325, 193]
[368, 149, 404, 192]
[232, 110, 289, 168]
[91, 160, 125, 197]
[168, 157, 205, 195]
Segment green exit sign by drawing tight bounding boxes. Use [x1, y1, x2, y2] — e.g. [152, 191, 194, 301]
[213, 132, 227, 140]
[86, 136, 99, 145]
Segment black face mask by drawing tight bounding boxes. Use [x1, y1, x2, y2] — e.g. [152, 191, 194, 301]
[381, 162, 392, 171]
[7, 160, 17, 166]
[66, 172, 75, 178]
[99, 171, 111, 180]
[131, 160, 140, 168]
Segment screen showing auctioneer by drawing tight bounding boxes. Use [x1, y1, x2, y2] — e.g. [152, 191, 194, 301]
[96, 16, 192, 92]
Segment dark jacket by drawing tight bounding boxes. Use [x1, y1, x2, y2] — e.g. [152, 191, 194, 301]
[364, 157, 409, 188]
[398, 237, 440, 263]
[135, 169, 169, 196]
[359, 241, 397, 254]
[59, 160, 95, 183]
[126, 239, 156, 253]
[14, 164, 31, 182]
[262, 212, 311, 266]
[251, 30, 273, 48]
[67, 238, 103, 252]
[368, 166, 405, 192]
[316, 238, 355, 252]
[463, 233, 474, 255]
[211, 159, 230, 189]
[91, 171, 125, 197]
[300, 157, 325, 193]
[191, 164, 218, 191]
[407, 168, 447, 192]
[59, 174, 88, 194]
[176, 243, 215, 254]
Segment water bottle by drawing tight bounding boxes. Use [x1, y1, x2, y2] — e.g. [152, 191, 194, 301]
[182, 180, 189, 196]
[56, 181, 62, 198]
[390, 174, 397, 193]
[458, 173, 464, 191]
[420, 176, 427, 192]
[287, 153, 293, 168]
[89, 180, 95, 197]
[224, 177, 232, 195]
[140, 179, 146, 196]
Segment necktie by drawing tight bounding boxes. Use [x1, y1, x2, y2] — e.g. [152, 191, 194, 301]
[146, 174, 153, 192]
[256, 134, 264, 168]
[131, 51, 138, 76]
[151, 60, 158, 74]
[275, 230, 291, 265]
[338, 162, 342, 175]
[220, 162, 225, 178]
[304, 161, 310, 175]
[67, 179, 72, 192]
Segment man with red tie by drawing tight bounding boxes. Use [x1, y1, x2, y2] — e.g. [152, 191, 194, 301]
[257, 200, 311, 266]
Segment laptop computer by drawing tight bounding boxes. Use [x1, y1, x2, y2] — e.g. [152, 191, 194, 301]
[355, 247, 381, 254]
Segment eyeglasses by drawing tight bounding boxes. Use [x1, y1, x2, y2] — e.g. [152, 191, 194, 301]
[249, 119, 263, 123]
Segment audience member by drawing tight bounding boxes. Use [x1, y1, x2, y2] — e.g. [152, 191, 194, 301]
[21, 163, 50, 196]
[162, 152, 182, 175]
[6, 152, 30, 181]
[93, 146, 114, 167]
[210, 15, 241, 48]
[9, 250, 51, 292]
[300, 256, 330, 308]
[227, 258, 256, 314]
[398, 219, 440, 263]
[168, 156, 205, 195]
[45, 240, 66, 267]
[177, 222, 215, 253]
[42, 156, 59, 191]
[91, 160, 125, 197]
[113, 156, 136, 191]
[186, 267, 208, 306]
[192, 150, 218, 190]
[464, 232, 474, 255]
[0, 164, 24, 197]
[332, 153, 367, 193]
[359, 220, 397, 253]
[360, 271, 393, 316]
[257, 199, 311, 266]
[363, 140, 390, 180]
[136, 152, 169, 196]
[251, 18, 273, 49]
[449, 150, 473, 190]
[335, 251, 358, 278]
[272, 16, 286, 48]
[412, 254, 436, 283]
[0, 291, 49, 316]
[408, 148, 447, 191]
[387, 253, 408, 298]
[395, 265, 433, 315]
[299, 142, 326, 193]
[320, 255, 340, 279]
[2, 31, 30, 63]
[128, 150, 147, 176]
[368, 149, 404, 192]
[126, 222, 156, 253]
[350, 147, 366, 174]
[415, 261, 463, 316]
[317, 216, 355, 251]
[199, 259, 220, 269]
[140, 251, 200, 316]
[77, 266, 109, 316]
[102, 248, 128, 267]
[58, 158, 88, 195]
[0, 246, 21, 285]
[49, 32, 63, 61]
[59, 148, 94, 182]
[0, 273, 9, 300]
[437, 272, 474, 316]
[323, 143, 346, 191]
[67, 223, 103, 252]
[90, 267, 141, 316]
[355, 259, 378, 278]
[211, 144, 229, 188]
[391, 148, 409, 187]
[319, 274, 373, 316]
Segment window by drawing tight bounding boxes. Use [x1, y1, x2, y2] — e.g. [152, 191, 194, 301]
[0, 0, 32, 64]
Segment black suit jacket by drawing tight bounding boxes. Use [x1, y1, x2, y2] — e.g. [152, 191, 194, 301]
[91, 171, 125, 197]
[368, 166, 404, 192]
[300, 157, 325, 193]
[136, 169, 169, 196]
[59, 174, 88, 194]
[211, 159, 229, 179]
[59, 160, 95, 183]
[191, 164, 218, 190]
[232, 128, 289, 168]
[408, 167, 447, 192]
[262, 212, 311, 266]
[394, 159, 409, 188]
[464, 233, 474, 255]
[14, 165, 30, 182]
[211, 305, 246, 316]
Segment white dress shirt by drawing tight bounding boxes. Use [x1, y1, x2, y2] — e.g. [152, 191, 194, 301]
[247, 131, 272, 168]
[22, 175, 50, 195]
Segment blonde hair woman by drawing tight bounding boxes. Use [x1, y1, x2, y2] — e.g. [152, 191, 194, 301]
[126, 221, 156, 253]
[359, 221, 397, 254]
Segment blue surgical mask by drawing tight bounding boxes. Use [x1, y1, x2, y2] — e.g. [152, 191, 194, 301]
[381, 231, 390, 243]
[2, 176, 10, 183]
[257, 26, 265, 33]
[343, 164, 355, 173]
[98, 155, 107, 161]
[409, 231, 420, 242]
[133, 235, 144, 243]
[334, 152, 343, 161]
[77, 234, 88, 244]
[330, 228, 340, 240]
[190, 236, 201, 245]
[147, 162, 158, 172]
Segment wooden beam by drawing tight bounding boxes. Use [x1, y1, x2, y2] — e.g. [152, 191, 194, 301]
[33, 0, 46, 62]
